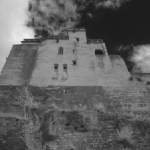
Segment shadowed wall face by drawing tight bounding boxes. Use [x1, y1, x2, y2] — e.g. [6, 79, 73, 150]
[0, 44, 38, 85]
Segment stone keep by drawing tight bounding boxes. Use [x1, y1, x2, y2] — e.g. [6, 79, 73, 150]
[0, 28, 150, 150]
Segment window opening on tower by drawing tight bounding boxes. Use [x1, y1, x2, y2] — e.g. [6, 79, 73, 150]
[58, 47, 63, 55]
[56, 38, 59, 43]
[54, 64, 58, 71]
[95, 49, 105, 55]
[63, 64, 67, 71]
[75, 37, 79, 42]
[72, 60, 77, 65]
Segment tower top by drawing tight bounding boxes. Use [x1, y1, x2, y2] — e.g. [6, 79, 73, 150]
[21, 28, 103, 44]
[0, 28, 130, 86]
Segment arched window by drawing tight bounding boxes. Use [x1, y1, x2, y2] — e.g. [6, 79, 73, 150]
[58, 47, 63, 55]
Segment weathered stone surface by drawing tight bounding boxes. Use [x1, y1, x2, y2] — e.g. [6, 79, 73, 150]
[29, 30, 130, 87]
[0, 44, 38, 86]
[0, 84, 150, 150]
[0, 29, 150, 150]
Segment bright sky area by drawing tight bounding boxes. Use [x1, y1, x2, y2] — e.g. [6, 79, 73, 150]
[0, 0, 34, 72]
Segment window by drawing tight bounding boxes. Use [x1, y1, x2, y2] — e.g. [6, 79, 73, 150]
[54, 64, 58, 71]
[75, 37, 79, 42]
[72, 60, 76, 65]
[95, 49, 105, 55]
[58, 47, 63, 55]
[56, 38, 59, 43]
[64, 89, 68, 93]
[63, 64, 67, 71]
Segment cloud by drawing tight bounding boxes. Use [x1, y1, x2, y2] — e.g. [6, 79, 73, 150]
[0, 0, 34, 72]
[132, 46, 150, 73]
[27, 0, 78, 34]
[96, 0, 129, 9]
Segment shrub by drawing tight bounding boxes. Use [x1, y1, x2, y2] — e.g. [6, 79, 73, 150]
[117, 126, 133, 148]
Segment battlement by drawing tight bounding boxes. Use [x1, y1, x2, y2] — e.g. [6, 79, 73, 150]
[22, 28, 104, 45]
[21, 39, 41, 44]
[67, 28, 86, 32]
[87, 39, 103, 44]
[46, 35, 69, 40]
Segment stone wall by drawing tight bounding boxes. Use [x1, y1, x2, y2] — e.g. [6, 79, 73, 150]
[0, 84, 150, 150]
[30, 31, 130, 87]
[0, 30, 150, 150]
[0, 44, 38, 86]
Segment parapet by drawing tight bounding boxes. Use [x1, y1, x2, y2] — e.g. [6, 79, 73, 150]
[22, 28, 105, 45]
[21, 39, 41, 44]
[87, 39, 103, 44]
[67, 28, 86, 32]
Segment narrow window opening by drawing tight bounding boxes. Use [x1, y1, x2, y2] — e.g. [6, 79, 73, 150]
[54, 64, 58, 71]
[75, 37, 79, 42]
[56, 38, 59, 43]
[64, 90, 68, 94]
[58, 47, 63, 55]
[95, 49, 105, 55]
[72, 60, 76, 65]
[63, 64, 67, 71]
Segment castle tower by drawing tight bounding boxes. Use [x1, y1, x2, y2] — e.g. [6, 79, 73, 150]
[0, 29, 150, 150]
[0, 28, 130, 86]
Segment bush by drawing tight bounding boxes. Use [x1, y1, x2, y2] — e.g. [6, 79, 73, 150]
[117, 126, 133, 148]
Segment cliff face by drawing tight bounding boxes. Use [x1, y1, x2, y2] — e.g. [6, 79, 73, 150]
[0, 29, 150, 150]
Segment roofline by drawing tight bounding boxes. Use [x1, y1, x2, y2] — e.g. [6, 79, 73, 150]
[34, 28, 86, 37]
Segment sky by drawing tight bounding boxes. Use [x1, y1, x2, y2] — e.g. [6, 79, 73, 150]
[0, 0, 34, 71]
[0, 0, 150, 73]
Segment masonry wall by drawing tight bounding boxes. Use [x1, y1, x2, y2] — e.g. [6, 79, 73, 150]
[26, 84, 150, 150]
[1, 29, 150, 150]
[30, 30, 130, 87]
[0, 84, 150, 150]
[0, 44, 38, 85]
[0, 30, 130, 87]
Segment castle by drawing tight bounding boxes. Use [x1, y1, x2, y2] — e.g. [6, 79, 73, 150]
[0, 29, 150, 150]
[0, 28, 130, 86]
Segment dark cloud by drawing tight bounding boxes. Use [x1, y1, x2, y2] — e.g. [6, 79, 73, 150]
[78, 0, 150, 45]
